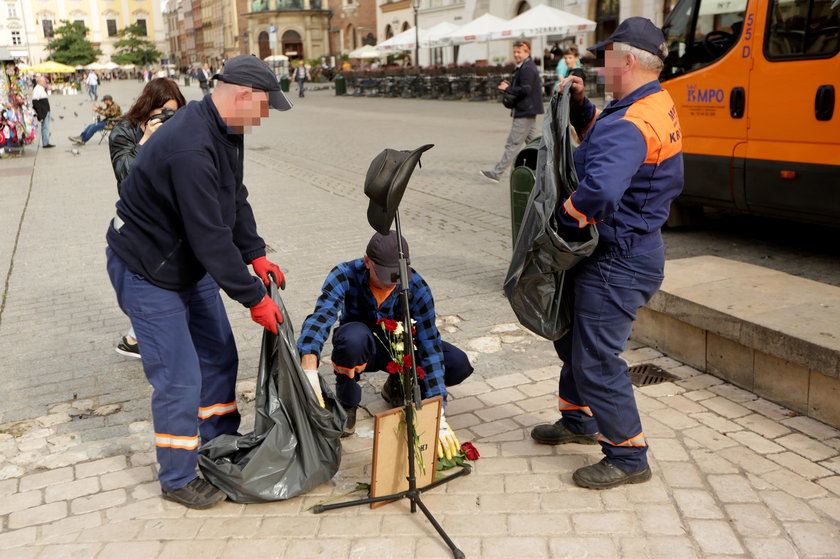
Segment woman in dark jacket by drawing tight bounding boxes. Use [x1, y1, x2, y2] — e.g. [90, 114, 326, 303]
[109, 78, 187, 358]
[109, 78, 187, 190]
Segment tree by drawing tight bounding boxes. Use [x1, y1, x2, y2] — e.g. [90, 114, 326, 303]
[46, 21, 102, 66]
[111, 24, 162, 67]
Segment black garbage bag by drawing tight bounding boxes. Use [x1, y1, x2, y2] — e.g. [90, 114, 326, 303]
[198, 280, 346, 503]
[504, 82, 599, 341]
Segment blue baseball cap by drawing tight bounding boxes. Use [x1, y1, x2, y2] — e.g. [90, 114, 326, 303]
[588, 17, 667, 61]
[212, 54, 293, 111]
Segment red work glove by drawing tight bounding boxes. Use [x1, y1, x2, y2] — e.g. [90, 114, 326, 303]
[249, 295, 283, 334]
[251, 256, 286, 289]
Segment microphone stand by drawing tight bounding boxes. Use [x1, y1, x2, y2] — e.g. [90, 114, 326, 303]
[313, 209, 471, 559]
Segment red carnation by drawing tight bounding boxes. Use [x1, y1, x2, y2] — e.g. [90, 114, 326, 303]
[401, 354, 412, 367]
[461, 442, 480, 460]
[376, 318, 386, 326]
[384, 319, 399, 332]
[416, 366, 425, 379]
[386, 361, 402, 374]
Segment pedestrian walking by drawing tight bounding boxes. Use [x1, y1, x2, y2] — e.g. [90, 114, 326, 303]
[86, 71, 99, 101]
[198, 63, 212, 96]
[108, 78, 188, 359]
[480, 40, 544, 183]
[292, 60, 308, 97]
[104, 54, 293, 509]
[529, 18, 684, 489]
[31, 76, 55, 148]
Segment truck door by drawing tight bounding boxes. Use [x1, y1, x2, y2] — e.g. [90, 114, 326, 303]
[660, 0, 754, 208]
[745, 0, 840, 224]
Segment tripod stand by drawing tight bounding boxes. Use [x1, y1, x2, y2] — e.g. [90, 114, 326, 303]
[312, 209, 471, 559]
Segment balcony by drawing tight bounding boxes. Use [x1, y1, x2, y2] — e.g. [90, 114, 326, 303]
[249, 0, 323, 11]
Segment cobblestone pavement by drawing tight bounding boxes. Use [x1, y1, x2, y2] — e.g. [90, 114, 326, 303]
[0, 80, 838, 558]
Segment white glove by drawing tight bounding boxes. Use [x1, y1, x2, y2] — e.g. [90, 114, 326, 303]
[303, 369, 325, 408]
[437, 409, 460, 460]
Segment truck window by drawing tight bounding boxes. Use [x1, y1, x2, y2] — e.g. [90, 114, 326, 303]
[662, 0, 748, 78]
[766, 0, 840, 59]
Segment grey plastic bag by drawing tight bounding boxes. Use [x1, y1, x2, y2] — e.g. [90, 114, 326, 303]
[504, 83, 599, 341]
[198, 279, 345, 503]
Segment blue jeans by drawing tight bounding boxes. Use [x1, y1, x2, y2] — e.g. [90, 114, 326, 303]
[40, 112, 51, 146]
[331, 322, 473, 408]
[88, 84, 98, 100]
[80, 120, 108, 143]
[297, 78, 305, 96]
[554, 245, 665, 471]
[106, 248, 240, 490]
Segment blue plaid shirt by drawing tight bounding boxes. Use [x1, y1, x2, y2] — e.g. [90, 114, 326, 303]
[297, 258, 447, 401]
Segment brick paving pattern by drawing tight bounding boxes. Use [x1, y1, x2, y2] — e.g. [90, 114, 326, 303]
[0, 80, 838, 557]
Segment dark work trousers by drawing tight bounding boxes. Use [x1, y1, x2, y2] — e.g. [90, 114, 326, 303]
[106, 248, 241, 491]
[331, 322, 473, 408]
[554, 245, 665, 471]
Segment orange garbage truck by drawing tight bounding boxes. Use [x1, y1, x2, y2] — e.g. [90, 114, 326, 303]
[659, 0, 839, 226]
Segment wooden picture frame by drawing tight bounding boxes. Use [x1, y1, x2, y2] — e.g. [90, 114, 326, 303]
[369, 396, 442, 509]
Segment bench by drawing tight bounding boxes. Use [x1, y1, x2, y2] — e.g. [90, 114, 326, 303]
[632, 256, 840, 428]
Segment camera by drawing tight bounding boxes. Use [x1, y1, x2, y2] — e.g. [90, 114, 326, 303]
[149, 108, 175, 124]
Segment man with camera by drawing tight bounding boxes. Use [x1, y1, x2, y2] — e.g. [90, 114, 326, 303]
[68, 94, 122, 145]
[105, 55, 293, 509]
[480, 40, 544, 183]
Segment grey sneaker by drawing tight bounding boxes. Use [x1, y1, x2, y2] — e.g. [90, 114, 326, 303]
[480, 170, 500, 182]
[340, 406, 357, 438]
[115, 336, 141, 359]
[161, 477, 226, 509]
[531, 420, 599, 445]
[68, 136, 84, 145]
[573, 458, 652, 489]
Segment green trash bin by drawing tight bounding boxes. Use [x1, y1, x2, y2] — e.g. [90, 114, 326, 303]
[183, 75, 190, 87]
[510, 137, 541, 244]
[334, 74, 346, 96]
[280, 75, 290, 92]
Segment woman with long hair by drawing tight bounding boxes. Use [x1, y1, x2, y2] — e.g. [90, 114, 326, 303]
[109, 78, 187, 359]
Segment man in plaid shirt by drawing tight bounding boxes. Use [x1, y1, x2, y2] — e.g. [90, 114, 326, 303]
[297, 231, 473, 452]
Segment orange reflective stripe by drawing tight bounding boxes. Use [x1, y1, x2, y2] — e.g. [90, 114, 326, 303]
[154, 433, 199, 450]
[563, 197, 594, 228]
[557, 396, 593, 417]
[332, 361, 367, 379]
[580, 111, 597, 137]
[598, 432, 647, 447]
[197, 401, 238, 419]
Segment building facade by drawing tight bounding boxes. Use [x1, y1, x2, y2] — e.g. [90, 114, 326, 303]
[10, 0, 166, 65]
[243, 0, 331, 62]
[328, 0, 377, 55]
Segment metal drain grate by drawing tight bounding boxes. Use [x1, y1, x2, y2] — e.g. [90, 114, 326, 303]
[628, 363, 679, 387]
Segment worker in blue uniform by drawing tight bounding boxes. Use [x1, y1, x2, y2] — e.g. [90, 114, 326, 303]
[529, 18, 685, 489]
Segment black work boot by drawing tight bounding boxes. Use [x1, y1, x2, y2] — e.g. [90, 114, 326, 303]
[381, 374, 404, 407]
[572, 458, 652, 489]
[531, 420, 599, 445]
[341, 406, 357, 438]
[161, 477, 226, 509]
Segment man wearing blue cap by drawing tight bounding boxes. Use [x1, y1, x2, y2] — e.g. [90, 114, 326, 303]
[529, 18, 684, 489]
[106, 55, 293, 509]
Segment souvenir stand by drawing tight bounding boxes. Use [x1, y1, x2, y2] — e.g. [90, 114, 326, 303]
[0, 48, 37, 157]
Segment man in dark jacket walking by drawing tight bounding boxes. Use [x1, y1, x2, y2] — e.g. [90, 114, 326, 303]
[481, 40, 544, 182]
[105, 55, 293, 510]
[31, 76, 55, 148]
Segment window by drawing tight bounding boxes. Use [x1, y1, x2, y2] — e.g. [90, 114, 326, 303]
[661, 0, 747, 77]
[42, 18, 54, 38]
[7, 3, 16, 18]
[107, 19, 118, 37]
[765, 0, 839, 58]
[11, 30, 21, 45]
[136, 18, 147, 36]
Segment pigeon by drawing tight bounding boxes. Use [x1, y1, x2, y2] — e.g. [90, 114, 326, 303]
[73, 111, 78, 117]
[58, 115, 64, 119]
[66, 149, 80, 155]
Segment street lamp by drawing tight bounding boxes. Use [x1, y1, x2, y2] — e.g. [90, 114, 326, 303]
[412, 0, 419, 68]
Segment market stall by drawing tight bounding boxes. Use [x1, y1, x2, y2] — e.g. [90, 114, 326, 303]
[0, 48, 37, 157]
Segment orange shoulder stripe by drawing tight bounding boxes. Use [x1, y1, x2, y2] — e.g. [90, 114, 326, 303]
[622, 90, 682, 165]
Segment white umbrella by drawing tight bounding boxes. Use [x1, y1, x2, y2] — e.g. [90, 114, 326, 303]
[379, 27, 428, 51]
[441, 13, 509, 44]
[103, 61, 119, 70]
[420, 21, 462, 48]
[347, 44, 382, 59]
[85, 62, 106, 70]
[263, 54, 289, 62]
[490, 4, 596, 40]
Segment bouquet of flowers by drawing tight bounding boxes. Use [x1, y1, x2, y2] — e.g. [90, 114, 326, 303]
[375, 318, 425, 380]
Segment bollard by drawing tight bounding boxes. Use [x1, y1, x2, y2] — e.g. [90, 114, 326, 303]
[334, 74, 346, 96]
